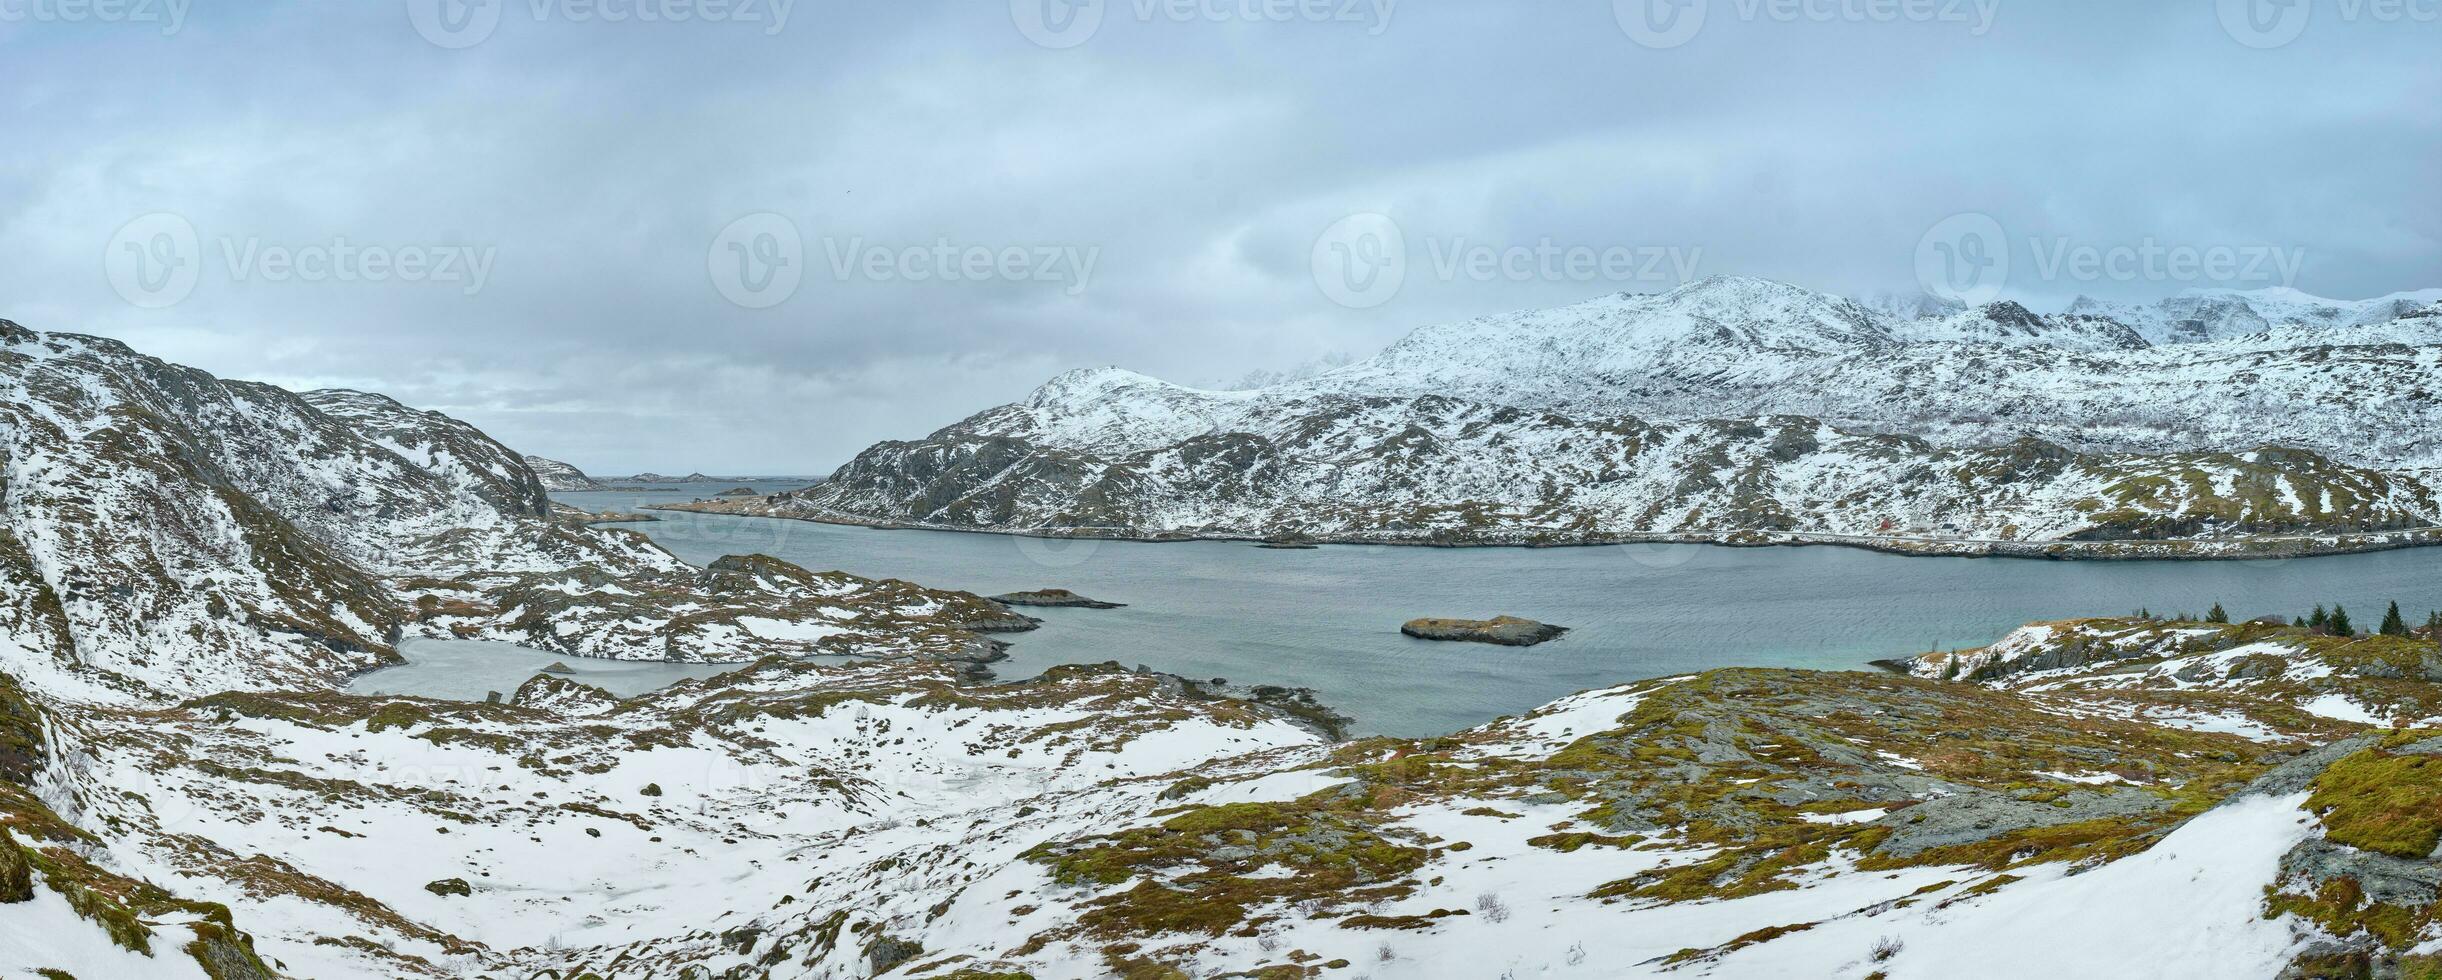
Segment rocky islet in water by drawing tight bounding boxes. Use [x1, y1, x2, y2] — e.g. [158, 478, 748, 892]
[1401, 615, 1570, 647]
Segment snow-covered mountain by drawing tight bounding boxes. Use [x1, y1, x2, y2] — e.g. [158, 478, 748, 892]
[1213, 351, 1356, 391]
[0, 319, 1028, 700]
[608, 471, 719, 484]
[2065, 286, 2442, 345]
[1855, 288, 1967, 322]
[707, 277, 2442, 553]
[520, 454, 602, 491]
[1306, 278, 2442, 471]
[1887, 301, 2150, 352]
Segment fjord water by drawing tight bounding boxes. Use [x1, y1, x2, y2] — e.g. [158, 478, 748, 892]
[472, 488, 2442, 737]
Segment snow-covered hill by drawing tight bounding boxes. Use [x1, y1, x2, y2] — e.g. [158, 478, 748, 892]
[1887, 301, 2149, 351]
[0, 319, 1030, 700]
[711, 396, 2435, 555]
[711, 278, 2442, 552]
[2071, 286, 2442, 345]
[520, 455, 602, 491]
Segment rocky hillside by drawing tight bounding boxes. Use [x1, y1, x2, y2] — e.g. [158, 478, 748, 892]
[715, 277, 2442, 553]
[521, 455, 602, 491]
[2067, 286, 2442, 345]
[0, 319, 1036, 699]
[695, 394, 2438, 556]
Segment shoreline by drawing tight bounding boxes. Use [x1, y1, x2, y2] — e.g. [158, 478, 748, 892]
[643, 501, 2442, 563]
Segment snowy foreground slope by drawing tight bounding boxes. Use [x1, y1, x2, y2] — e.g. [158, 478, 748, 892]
[709, 278, 2442, 556]
[18, 610, 2442, 978]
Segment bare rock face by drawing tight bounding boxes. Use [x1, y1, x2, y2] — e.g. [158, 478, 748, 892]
[522, 455, 604, 491]
[1400, 615, 1569, 647]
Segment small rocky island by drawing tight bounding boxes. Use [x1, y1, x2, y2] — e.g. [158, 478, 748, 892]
[1401, 615, 1569, 647]
[990, 589, 1126, 609]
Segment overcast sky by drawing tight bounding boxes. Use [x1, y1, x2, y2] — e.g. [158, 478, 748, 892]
[2, 0, 2434, 473]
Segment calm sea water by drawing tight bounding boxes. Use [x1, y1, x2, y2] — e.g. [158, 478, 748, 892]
[364, 485, 2442, 737]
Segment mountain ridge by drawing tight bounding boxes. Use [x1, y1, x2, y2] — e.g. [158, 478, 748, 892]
[683, 280, 2442, 553]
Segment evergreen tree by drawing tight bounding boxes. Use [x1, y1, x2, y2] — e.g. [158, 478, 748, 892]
[2429, 610, 2442, 634]
[2310, 605, 2329, 632]
[2382, 602, 2408, 637]
[2206, 602, 2229, 624]
[2294, 616, 2307, 628]
[2330, 605, 2354, 638]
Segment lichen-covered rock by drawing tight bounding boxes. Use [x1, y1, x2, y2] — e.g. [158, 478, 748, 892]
[1401, 616, 1569, 647]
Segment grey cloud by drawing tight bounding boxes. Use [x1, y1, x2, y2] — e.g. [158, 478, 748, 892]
[0, 0, 2432, 473]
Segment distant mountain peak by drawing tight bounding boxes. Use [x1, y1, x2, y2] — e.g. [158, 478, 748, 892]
[1857, 290, 1969, 322]
[1888, 300, 2148, 351]
[1028, 365, 1209, 406]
